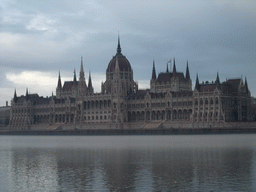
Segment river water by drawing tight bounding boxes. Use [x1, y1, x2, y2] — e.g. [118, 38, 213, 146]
[0, 134, 256, 191]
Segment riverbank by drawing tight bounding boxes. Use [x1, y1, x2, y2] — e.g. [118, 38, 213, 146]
[1, 127, 256, 135]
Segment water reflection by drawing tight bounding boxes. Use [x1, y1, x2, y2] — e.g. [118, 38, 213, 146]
[0, 135, 256, 191]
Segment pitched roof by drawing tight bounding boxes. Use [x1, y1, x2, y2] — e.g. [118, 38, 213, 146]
[225, 79, 241, 92]
[199, 84, 218, 92]
[63, 81, 79, 91]
[126, 90, 148, 100]
[157, 72, 186, 83]
[16, 94, 51, 104]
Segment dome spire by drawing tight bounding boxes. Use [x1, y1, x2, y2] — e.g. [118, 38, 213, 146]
[117, 35, 121, 54]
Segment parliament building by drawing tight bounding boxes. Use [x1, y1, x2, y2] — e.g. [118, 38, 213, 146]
[9, 38, 253, 130]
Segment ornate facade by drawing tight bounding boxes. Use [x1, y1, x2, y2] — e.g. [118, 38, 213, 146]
[9, 38, 253, 130]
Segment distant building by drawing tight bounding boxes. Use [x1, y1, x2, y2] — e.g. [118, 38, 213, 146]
[0, 102, 10, 129]
[9, 38, 253, 130]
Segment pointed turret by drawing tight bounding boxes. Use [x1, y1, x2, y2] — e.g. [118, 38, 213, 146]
[151, 60, 156, 80]
[14, 89, 17, 103]
[57, 71, 62, 89]
[80, 57, 84, 72]
[195, 74, 200, 91]
[79, 57, 86, 86]
[88, 71, 93, 93]
[215, 72, 220, 89]
[245, 77, 249, 94]
[215, 72, 220, 84]
[166, 63, 169, 73]
[117, 35, 121, 54]
[185, 61, 190, 80]
[25, 88, 29, 101]
[173, 58, 176, 76]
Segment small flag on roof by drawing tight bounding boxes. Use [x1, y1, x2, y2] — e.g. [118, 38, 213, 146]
[168, 59, 172, 63]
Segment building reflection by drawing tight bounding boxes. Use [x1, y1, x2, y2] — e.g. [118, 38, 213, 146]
[7, 140, 256, 191]
[54, 149, 99, 191]
[101, 149, 140, 191]
[192, 148, 254, 191]
[149, 149, 195, 191]
[9, 148, 58, 191]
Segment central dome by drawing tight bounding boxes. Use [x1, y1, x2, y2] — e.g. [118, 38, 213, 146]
[106, 38, 132, 72]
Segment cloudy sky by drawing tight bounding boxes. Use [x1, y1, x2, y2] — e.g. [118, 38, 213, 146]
[0, 0, 255, 106]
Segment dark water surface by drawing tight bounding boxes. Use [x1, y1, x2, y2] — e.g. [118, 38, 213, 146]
[1, 134, 256, 191]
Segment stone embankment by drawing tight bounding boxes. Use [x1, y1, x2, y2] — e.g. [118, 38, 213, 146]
[2, 122, 256, 135]
[1, 127, 256, 135]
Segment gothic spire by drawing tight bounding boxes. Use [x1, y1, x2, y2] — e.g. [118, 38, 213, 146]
[215, 72, 220, 89]
[80, 57, 84, 73]
[166, 63, 169, 73]
[57, 71, 62, 89]
[185, 60, 190, 80]
[25, 88, 29, 101]
[79, 57, 86, 86]
[117, 35, 121, 54]
[245, 76, 249, 94]
[88, 71, 93, 93]
[173, 58, 176, 76]
[88, 71, 91, 85]
[216, 72, 220, 84]
[14, 89, 17, 98]
[195, 73, 200, 91]
[151, 60, 156, 80]
[14, 89, 17, 103]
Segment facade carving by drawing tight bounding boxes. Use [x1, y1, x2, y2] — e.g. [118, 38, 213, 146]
[9, 38, 253, 130]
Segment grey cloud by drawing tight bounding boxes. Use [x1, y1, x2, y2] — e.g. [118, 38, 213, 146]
[0, 0, 256, 105]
